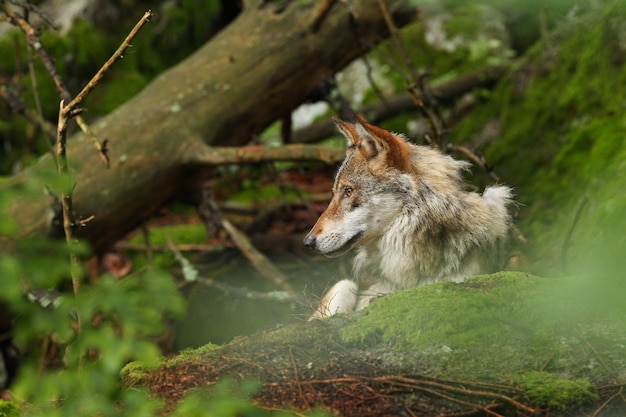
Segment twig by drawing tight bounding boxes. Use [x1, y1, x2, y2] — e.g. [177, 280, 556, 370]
[406, 83, 445, 148]
[26, 44, 54, 148]
[165, 236, 199, 283]
[376, 0, 450, 148]
[449, 145, 501, 183]
[575, 327, 617, 379]
[375, 0, 415, 81]
[194, 276, 297, 303]
[267, 375, 536, 415]
[55, 99, 82, 333]
[402, 383, 505, 417]
[140, 223, 154, 267]
[561, 196, 588, 274]
[62, 10, 153, 116]
[45, 10, 153, 344]
[117, 242, 218, 252]
[221, 218, 296, 295]
[2, 6, 152, 167]
[8, 0, 58, 29]
[164, 238, 298, 303]
[0, 86, 57, 139]
[60, 10, 153, 167]
[592, 385, 624, 417]
[361, 55, 388, 108]
[291, 65, 507, 144]
[386, 375, 536, 414]
[290, 346, 310, 409]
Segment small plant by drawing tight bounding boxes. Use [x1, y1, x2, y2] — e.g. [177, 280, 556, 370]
[519, 371, 599, 410]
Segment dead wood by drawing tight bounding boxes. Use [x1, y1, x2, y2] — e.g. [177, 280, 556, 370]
[221, 218, 296, 295]
[1, 0, 417, 253]
[292, 65, 507, 144]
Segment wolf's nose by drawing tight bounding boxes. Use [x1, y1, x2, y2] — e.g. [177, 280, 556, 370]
[303, 234, 316, 248]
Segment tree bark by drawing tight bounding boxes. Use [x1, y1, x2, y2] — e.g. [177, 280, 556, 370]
[2, 0, 417, 253]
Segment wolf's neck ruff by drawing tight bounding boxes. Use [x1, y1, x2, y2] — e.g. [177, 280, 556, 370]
[304, 118, 513, 319]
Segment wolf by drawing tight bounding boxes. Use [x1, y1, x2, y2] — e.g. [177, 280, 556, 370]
[303, 117, 513, 319]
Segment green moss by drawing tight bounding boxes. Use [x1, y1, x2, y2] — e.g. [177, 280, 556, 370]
[340, 272, 545, 350]
[518, 371, 598, 410]
[0, 400, 19, 417]
[120, 360, 152, 388]
[165, 343, 223, 367]
[122, 343, 222, 388]
[451, 0, 626, 274]
[339, 272, 626, 381]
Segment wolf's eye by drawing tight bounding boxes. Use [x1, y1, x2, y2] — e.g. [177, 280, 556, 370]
[343, 187, 353, 198]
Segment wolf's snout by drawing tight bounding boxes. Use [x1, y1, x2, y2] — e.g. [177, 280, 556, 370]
[303, 233, 316, 249]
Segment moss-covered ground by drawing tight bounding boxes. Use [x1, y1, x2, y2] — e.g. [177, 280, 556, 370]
[340, 272, 626, 383]
[132, 271, 625, 415]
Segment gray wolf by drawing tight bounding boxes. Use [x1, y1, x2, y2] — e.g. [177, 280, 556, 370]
[303, 117, 513, 318]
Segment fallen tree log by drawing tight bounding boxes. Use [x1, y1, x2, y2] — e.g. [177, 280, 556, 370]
[1, 0, 417, 253]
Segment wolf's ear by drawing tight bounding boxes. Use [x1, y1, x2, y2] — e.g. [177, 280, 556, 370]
[333, 117, 411, 171]
[354, 122, 387, 160]
[333, 117, 360, 148]
[333, 117, 386, 158]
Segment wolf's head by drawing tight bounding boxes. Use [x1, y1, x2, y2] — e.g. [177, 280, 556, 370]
[303, 117, 413, 255]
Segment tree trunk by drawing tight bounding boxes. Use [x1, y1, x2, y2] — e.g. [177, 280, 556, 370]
[1, 0, 417, 253]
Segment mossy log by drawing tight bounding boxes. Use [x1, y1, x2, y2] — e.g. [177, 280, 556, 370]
[1, 0, 416, 253]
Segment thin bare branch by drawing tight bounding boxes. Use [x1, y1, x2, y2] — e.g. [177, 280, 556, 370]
[55, 99, 82, 334]
[26, 44, 54, 148]
[221, 218, 296, 295]
[449, 145, 501, 183]
[63, 10, 153, 116]
[2, 4, 72, 102]
[185, 143, 345, 166]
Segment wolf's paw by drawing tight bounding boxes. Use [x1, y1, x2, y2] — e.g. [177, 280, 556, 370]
[309, 279, 358, 320]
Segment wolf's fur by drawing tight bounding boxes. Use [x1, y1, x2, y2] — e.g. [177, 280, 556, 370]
[304, 118, 513, 319]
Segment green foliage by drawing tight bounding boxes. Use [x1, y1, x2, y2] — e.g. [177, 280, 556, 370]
[518, 371, 598, 410]
[0, 174, 182, 415]
[0, 166, 291, 417]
